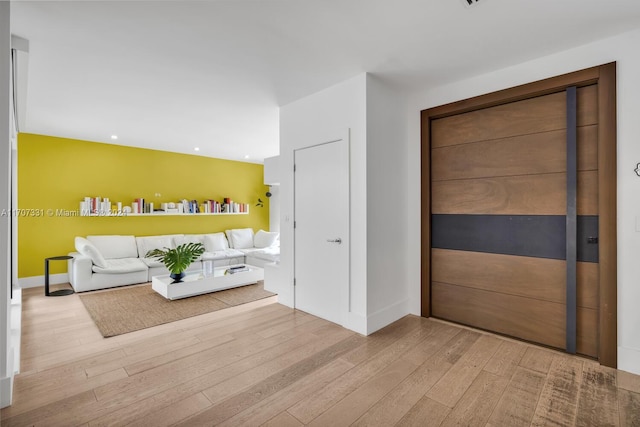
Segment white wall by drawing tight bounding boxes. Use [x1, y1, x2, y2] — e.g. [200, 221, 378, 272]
[406, 28, 640, 375]
[279, 73, 412, 335]
[1, 0, 14, 408]
[365, 75, 411, 333]
[280, 73, 369, 333]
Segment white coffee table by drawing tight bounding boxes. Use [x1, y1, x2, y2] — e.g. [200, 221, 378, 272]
[151, 265, 264, 300]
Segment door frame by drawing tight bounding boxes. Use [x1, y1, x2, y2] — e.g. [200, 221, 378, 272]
[420, 63, 617, 367]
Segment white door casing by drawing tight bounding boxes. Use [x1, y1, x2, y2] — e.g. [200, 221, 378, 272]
[294, 132, 350, 326]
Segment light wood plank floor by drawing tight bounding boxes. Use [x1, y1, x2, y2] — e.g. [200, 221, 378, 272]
[2, 284, 640, 426]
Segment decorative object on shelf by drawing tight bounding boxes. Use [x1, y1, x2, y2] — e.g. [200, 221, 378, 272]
[145, 242, 205, 283]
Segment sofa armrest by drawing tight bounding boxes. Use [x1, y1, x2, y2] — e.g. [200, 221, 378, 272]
[68, 252, 93, 289]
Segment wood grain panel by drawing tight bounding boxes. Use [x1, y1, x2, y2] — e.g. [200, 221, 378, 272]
[432, 282, 567, 350]
[577, 307, 598, 358]
[432, 86, 596, 148]
[425, 67, 599, 119]
[597, 62, 617, 368]
[432, 91, 566, 148]
[432, 173, 565, 215]
[432, 171, 597, 215]
[578, 261, 599, 310]
[578, 170, 598, 215]
[578, 124, 598, 172]
[578, 85, 598, 127]
[432, 249, 597, 309]
[432, 125, 597, 182]
[432, 129, 566, 180]
[432, 282, 596, 356]
[421, 110, 431, 317]
[423, 64, 617, 366]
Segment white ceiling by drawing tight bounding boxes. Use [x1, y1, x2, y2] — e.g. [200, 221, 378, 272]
[10, 0, 640, 163]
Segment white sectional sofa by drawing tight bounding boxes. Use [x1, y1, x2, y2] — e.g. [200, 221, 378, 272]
[68, 229, 280, 292]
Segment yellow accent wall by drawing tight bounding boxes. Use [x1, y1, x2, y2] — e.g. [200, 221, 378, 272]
[17, 133, 270, 278]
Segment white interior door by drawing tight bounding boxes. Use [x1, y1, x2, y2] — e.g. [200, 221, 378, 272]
[294, 135, 349, 325]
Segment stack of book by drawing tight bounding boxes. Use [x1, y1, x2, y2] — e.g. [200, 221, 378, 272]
[80, 197, 112, 216]
[222, 198, 249, 213]
[225, 265, 249, 275]
[133, 198, 153, 214]
[201, 200, 222, 213]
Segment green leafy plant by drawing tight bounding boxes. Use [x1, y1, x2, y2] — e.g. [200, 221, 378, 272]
[146, 242, 205, 276]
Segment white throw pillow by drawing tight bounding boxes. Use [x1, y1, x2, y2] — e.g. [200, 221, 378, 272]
[136, 236, 174, 258]
[254, 230, 280, 248]
[204, 233, 228, 251]
[87, 235, 138, 259]
[225, 229, 233, 248]
[230, 228, 255, 249]
[75, 236, 107, 268]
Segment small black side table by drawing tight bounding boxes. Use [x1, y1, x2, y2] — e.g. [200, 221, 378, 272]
[45, 255, 75, 296]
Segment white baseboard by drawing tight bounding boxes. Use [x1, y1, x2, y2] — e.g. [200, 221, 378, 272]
[18, 273, 69, 289]
[0, 375, 13, 408]
[11, 288, 21, 374]
[366, 298, 411, 336]
[618, 346, 640, 376]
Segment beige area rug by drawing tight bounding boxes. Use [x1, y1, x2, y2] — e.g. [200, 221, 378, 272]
[79, 281, 275, 338]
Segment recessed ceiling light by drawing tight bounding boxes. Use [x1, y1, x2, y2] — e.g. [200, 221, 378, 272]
[194, 147, 200, 152]
[244, 154, 250, 159]
[111, 135, 118, 140]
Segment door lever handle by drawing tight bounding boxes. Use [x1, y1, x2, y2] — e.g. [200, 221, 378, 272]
[326, 238, 342, 244]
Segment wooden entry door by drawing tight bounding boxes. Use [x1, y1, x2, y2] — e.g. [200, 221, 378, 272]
[421, 64, 617, 366]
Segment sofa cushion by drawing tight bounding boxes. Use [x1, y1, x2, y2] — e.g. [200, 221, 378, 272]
[201, 249, 244, 261]
[75, 237, 107, 268]
[254, 230, 279, 248]
[204, 233, 229, 251]
[229, 228, 255, 249]
[136, 235, 176, 258]
[174, 234, 205, 247]
[87, 235, 138, 259]
[92, 258, 148, 274]
[247, 247, 280, 263]
[140, 257, 165, 268]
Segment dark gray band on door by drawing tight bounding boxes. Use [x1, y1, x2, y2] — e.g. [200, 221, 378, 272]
[566, 86, 577, 354]
[431, 214, 598, 263]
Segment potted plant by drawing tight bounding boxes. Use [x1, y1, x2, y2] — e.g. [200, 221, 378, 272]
[146, 242, 205, 283]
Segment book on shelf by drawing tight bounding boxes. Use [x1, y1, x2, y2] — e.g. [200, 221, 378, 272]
[80, 196, 112, 216]
[79, 195, 248, 216]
